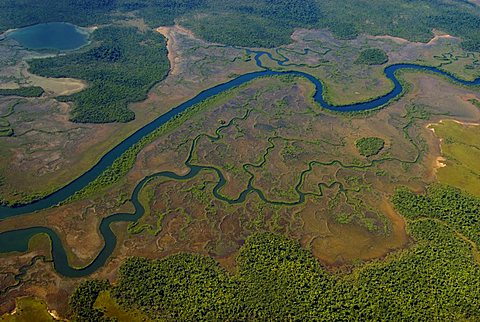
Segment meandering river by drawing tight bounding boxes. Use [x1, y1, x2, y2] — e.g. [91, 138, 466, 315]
[0, 48, 479, 277]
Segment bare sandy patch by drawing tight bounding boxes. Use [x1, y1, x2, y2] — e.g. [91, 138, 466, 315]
[426, 123, 436, 133]
[84, 25, 98, 32]
[431, 118, 480, 128]
[462, 93, 480, 101]
[156, 26, 179, 76]
[368, 31, 457, 46]
[426, 123, 447, 173]
[434, 156, 447, 170]
[49, 309, 65, 321]
[21, 65, 87, 96]
[156, 24, 196, 76]
[452, 119, 480, 126]
[426, 32, 457, 45]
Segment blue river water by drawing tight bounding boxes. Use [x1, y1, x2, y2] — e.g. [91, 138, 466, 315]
[6, 22, 89, 51]
[0, 49, 479, 277]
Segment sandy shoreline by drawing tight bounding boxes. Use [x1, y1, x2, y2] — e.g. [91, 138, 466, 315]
[434, 156, 447, 170]
[49, 309, 63, 320]
[0, 28, 17, 37]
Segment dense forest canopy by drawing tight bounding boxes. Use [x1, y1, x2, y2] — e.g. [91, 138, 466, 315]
[1, 0, 479, 50]
[66, 185, 480, 320]
[28, 26, 169, 123]
[70, 183, 480, 321]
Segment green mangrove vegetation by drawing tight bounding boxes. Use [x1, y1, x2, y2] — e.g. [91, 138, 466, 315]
[181, 0, 319, 48]
[69, 280, 111, 322]
[180, 0, 480, 50]
[0, 87, 44, 97]
[469, 98, 480, 108]
[354, 48, 389, 66]
[28, 25, 169, 123]
[0, 99, 25, 137]
[355, 137, 385, 157]
[393, 184, 480, 246]
[70, 184, 480, 322]
[1, 0, 479, 50]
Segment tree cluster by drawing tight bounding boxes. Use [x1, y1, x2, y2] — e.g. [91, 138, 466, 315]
[1, 0, 478, 50]
[70, 182, 480, 321]
[0, 86, 44, 97]
[28, 26, 169, 123]
[355, 137, 385, 156]
[354, 48, 389, 65]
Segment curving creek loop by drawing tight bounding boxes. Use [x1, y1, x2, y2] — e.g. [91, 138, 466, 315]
[0, 49, 479, 277]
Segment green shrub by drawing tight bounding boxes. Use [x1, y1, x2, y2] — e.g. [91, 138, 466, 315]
[355, 137, 385, 156]
[355, 48, 389, 65]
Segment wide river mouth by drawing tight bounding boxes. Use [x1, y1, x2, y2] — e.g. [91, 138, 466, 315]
[5, 22, 89, 51]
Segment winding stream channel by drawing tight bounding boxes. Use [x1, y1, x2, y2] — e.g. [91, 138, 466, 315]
[0, 50, 479, 277]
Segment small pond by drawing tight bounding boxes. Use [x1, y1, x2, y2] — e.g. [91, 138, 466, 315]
[6, 22, 89, 51]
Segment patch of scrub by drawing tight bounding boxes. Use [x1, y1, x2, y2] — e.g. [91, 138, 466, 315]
[354, 48, 389, 65]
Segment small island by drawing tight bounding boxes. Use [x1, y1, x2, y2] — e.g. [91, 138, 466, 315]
[355, 48, 389, 65]
[355, 137, 385, 156]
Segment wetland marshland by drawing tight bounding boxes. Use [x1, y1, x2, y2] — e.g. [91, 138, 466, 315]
[0, 0, 480, 320]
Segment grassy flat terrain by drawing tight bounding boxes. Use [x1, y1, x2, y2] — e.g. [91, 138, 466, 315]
[430, 120, 480, 196]
[94, 291, 154, 322]
[0, 297, 55, 322]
